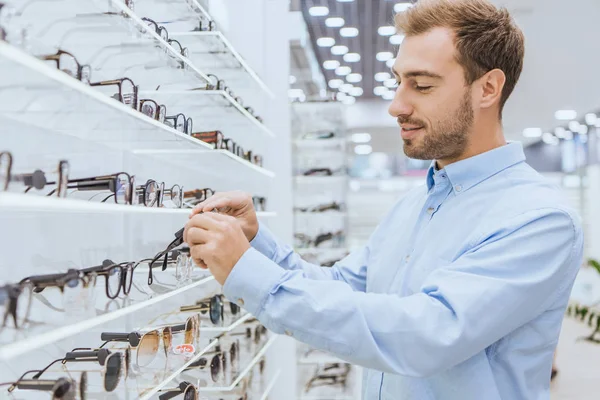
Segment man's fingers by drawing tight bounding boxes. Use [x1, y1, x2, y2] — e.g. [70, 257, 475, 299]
[185, 226, 210, 246]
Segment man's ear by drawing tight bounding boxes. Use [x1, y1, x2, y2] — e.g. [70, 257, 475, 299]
[478, 69, 506, 110]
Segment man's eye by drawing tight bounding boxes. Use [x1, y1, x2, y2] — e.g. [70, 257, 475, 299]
[416, 86, 433, 91]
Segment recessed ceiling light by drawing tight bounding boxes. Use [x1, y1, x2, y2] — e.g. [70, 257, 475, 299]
[350, 87, 364, 96]
[340, 27, 359, 37]
[378, 26, 396, 36]
[337, 0, 354, 2]
[342, 96, 356, 105]
[347, 73, 362, 83]
[289, 75, 297, 85]
[323, 60, 341, 70]
[288, 88, 305, 100]
[354, 144, 372, 155]
[389, 34, 405, 45]
[376, 51, 394, 62]
[585, 113, 597, 125]
[564, 130, 574, 140]
[352, 133, 371, 143]
[331, 45, 349, 55]
[384, 78, 397, 88]
[579, 124, 589, 135]
[309, 6, 329, 16]
[382, 91, 396, 100]
[325, 17, 345, 27]
[335, 66, 352, 76]
[555, 110, 577, 120]
[374, 86, 388, 96]
[522, 128, 542, 138]
[340, 83, 354, 93]
[554, 127, 566, 138]
[568, 120, 580, 132]
[344, 53, 361, 62]
[542, 132, 559, 145]
[316, 37, 335, 47]
[374, 72, 392, 82]
[394, 2, 414, 13]
[328, 79, 344, 89]
[386, 58, 396, 68]
[336, 92, 347, 100]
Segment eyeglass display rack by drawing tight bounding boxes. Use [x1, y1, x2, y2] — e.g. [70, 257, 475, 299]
[0, 0, 282, 399]
[291, 101, 361, 400]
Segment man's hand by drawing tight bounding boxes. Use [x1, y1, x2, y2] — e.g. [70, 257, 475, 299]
[184, 212, 251, 285]
[190, 191, 259, 242]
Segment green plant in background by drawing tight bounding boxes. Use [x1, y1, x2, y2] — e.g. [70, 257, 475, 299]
[564, 259, 600, 344]
[588, 258, 600, 275]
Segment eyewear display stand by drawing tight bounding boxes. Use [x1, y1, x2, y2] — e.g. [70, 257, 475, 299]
[0, 0, 284, 399]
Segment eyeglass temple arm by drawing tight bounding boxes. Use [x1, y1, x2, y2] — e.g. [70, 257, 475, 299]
[148, 228, 185, 285]
[158, 389, 184, 400]
[179, 304, 209, 312]
[5, 368, 45, 390]
[12, 379, 60, 392]
[30, 358, 66, 379]
[101, 332, 131, 342]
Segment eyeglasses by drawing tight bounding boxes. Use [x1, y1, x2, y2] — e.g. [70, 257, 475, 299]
[180, 294, 240, 326]
[294, 231, 345, 248]
[0, 282, 33, 331]
[147, 228, 185, 285]
[296, 201, 345, 213]
[100, 327, 173, 368]
[90, 77, 138, 109]
[202, 75, 262, 121]
[48, 172, 134, 205]
[29, 349, 124, 393]
[185, 348, 227, 383]
[41, 50, 91, 84]
[183, 188, 215, 207]
[304, 363, 351, 393]
[302, 167, 345, 176]
[229, 324, 268, 352]
[139, 99, 167, 123]
[0, 153, 70, 197]
[135, 180, 183, 208]
[165, 113, 193, 135]
[158, 381, 198, 400]
[191, 131, 264, 167]
[20, 269, 90, 295]
[80, 260, 134, 300]
[0, 374, 87, 400]
[146, 248, 194, 282]
[142, 18, 188, 61]
[252, 196, 266, 212]
[193, 19, 217, 32]
[301, 131, 336, 140]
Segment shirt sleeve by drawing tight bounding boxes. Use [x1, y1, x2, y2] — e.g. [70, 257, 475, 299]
[224, 208, 583, 378]
[250, 222, 368, 292]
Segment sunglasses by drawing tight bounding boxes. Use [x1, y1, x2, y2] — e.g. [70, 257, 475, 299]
[165, 113, 193, 135]
[41, 50, 91, 84]
[185, 348, 226, 383]
[180, 294, 240, 326]
[0, 281, 33, 331]
[2, 374, 86, 400]
[191, 131, 264, 167]
[0, 153, 69, 197]
[31, 349, 124, 393]
[158, 381, 198, 400]
[90, 77, 138, 109]
[100, 327, 173, 368]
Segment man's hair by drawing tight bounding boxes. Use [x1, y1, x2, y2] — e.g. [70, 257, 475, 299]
[395, 0, 525, 113]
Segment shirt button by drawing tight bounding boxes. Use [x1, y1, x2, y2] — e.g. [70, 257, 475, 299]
[455, 184, 463, 192]
[237, 298, 245, 306]
[405, 255, 410, 262]
[285, 330, 293, 337]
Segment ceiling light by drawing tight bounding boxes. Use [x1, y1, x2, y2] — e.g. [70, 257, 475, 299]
[336, 92, 347, 101]
[354, 144, 372, 155]
[376, 51, 394, 62]
[289, 75, 297, 85]
[288, 88, 304, 99]
[394, 2, 414, 13]
[325, 17, 345, 27]
[578, 124, 589, 135]
[337, 0, 354, 2]
[342, 96, 356, 105]
[340, 83, 353, 93]
[384, 78, 397, 88]
[378, 26, 396, 36]
[386, 58, 396, 68]
[382, 91, 396, 100]
[581, 135, 589, 144]
[328, 79, 344, 89]
[335, 66, 351, 76]
[568, 120, 580, 132]
[309, 6, 329, 16]
[374, 86, 388, 96]
[564, 130, 574, 140]
[350, 87, 364, 96]
[344, 53, 361, 62]
[542, 132, 559, 145]
[522, 128, 542, 138]
[340, 27, 359, 37]
[347, 73, 362, 83]
[351, 133, 371, 143]
[585, 113, 597, 125]
[374, 72, 392, 82]
[554, 127, 566, 138]
[331, 45, 349, 55]
[323, 60, 341, 70]
[390, 34, 405, 45]
[316, 37, 335, 47]
[555, 110, 577, 120]
[596, 120, 600, 128]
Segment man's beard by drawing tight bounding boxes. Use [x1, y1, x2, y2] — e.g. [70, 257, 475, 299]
[402, 88, 473, 161]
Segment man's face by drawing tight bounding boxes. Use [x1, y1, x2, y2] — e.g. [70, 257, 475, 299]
[388, 27, 474, 161]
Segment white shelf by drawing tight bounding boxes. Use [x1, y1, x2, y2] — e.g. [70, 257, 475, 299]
[295, 176, 348, 185]
[170, 32, 275, 98]
[298, 354, 349, 365]
[139, 339, 220, 400]
[259, 369, 281, 400]
[199, 335, 278, 392]
[0, 275, 215, 361]
[199, 313, 253, 333]
[295, 211, 348, 217]
[293, 138, 346, 148]
[299, 396, 355, 400]
[138, 90, 275, 138]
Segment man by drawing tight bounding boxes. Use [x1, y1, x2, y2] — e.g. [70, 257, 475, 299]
[183, 0, 583, 398]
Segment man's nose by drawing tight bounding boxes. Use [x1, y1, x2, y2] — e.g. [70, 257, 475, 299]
[388, 88, 413, 118]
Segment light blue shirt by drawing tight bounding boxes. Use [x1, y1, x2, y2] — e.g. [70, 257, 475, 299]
[224, 142, 584, 400]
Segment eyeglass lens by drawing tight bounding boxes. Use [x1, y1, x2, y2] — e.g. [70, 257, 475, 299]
[104, 352, 122, 392]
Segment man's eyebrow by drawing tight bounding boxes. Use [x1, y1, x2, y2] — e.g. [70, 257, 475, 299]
[391, 68, 443, 80]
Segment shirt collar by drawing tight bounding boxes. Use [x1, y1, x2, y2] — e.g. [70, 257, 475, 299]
[425, 142, 526, 194]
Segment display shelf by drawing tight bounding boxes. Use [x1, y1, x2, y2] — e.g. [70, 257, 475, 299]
[0, 275, 215, 361]
[200, 313, 254, 333]
[139, 339, 220, 400]
[138, 90, 275, 138]
[293, 138, 347, 148]
[295, 211, 348, 217]
[299, 396, 355, 400]
[131, 149, 276, 179]
[294, 176, 348, 185]
[298, 353, 348, 365]
[259, 369, 282, 400]
[169, 31, 275, 98]
[199, 336, 278, 392]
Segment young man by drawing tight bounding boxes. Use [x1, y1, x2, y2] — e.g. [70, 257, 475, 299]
[184, 0, 583, 398]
